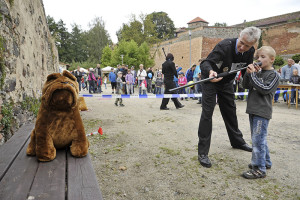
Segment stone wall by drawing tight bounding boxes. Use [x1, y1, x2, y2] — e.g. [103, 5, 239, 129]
[261, 21, 300, 55]
[0, 0, 59, 144]
[153, 26, 242, 72]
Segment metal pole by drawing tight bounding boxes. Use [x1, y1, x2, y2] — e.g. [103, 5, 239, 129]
[189, 30, 191, 68]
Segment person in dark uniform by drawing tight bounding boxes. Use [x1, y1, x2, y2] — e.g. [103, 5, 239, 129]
[160, 53, 184, 110]
[198, 27, 261, 168]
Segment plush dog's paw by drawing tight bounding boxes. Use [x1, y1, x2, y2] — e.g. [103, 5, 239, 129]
[70, 141, 88, 157]
[26, 146, 36, 156]
[36, 148, 56, 162]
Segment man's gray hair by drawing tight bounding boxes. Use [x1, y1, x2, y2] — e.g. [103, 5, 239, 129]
[240, 27, 261, 42]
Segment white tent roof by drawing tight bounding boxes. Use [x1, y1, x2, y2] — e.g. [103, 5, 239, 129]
[102, 66, 115, 72]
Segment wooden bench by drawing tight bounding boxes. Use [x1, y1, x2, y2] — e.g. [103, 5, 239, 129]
[0, 123, 103, 200]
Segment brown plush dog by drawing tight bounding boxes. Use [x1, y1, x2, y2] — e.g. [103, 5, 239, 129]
[26, 70, 89, 161]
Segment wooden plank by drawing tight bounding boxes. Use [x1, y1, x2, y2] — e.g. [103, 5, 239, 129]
[0, 139, 39, 200]
[67, 152, 103, 200]
[0, 123, 34, 181]
[28, 150, 66, 200]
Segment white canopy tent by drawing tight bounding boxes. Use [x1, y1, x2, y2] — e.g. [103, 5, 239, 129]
[102, 66, 115, 73]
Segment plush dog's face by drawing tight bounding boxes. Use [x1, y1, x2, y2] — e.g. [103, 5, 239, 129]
[42, 70, 79, 110]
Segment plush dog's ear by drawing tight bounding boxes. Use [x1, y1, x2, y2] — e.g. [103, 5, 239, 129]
[63, 70, 76, 81]
[46, 73, 61, 82]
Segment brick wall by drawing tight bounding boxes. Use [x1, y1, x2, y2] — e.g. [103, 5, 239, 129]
[262, 21, 300, 55]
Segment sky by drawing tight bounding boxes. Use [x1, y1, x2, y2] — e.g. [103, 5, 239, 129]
[42, 0, 300, 43]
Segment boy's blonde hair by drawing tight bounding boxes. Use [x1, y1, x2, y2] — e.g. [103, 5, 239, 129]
[256, 46, 276, 59]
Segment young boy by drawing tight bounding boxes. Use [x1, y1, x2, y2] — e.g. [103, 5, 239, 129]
[242, 46, 280, 179]
[115, 71, 125, 107]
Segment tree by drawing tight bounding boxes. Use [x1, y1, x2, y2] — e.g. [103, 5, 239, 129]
[101, 45, 112, 67]
[69, 24, 88, 62]
[46, 16, 72, 63]
[85, 17, 111, 63]
[147, 12, 175, 40]
[214, 22, 227, 27]
[274, 56, 284, 66]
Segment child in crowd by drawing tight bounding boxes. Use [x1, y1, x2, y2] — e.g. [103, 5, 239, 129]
[103, 75, 107, 89]
[242, 46, 280, 179]
[140, 79, 147, 95]
[155, 71, 163, 94]
[178, 72, 188, 100]
[289, 69, 300, 105]
[97, 76, 102, 93]
[115, 71, 125, 107]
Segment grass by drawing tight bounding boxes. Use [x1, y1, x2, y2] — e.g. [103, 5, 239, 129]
[159, 147, 181, 156]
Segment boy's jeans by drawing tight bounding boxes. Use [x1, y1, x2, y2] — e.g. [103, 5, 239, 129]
[249, 114, 272, 173]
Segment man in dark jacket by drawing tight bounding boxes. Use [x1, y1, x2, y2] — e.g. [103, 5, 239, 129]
[160, 53, 184, 110]
[198, 27, 261, 168]
[74, 66, 83, 91]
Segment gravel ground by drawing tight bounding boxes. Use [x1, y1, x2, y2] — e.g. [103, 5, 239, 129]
[80, 85, 300, 200]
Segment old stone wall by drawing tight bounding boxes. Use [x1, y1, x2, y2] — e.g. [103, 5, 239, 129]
[261, 21, 300, 55]
[153, 26, 242, 72]
[0, 0, 59, 144]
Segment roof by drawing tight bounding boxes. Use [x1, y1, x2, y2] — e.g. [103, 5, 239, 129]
[187, 17, 208, 24]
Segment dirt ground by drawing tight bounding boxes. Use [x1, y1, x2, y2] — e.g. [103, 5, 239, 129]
[80, 85, 300, 200]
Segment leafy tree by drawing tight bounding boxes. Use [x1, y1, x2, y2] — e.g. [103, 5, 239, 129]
[85, 17, 111, 63]
[101, 45, 113, 67]
[69, 24, 88, 62]
[214, 22, 227, 27]
[138, 41, 154, 68]
[117, 15, 144, 45]
[46, 16, 72, 63]
[147, 12, 175, 40]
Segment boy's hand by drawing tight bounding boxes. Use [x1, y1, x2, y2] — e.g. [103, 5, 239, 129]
[209, 70, 223, 82]
[247, 64, 258, 73]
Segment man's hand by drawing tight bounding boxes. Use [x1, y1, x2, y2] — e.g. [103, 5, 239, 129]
[209, 70, 223, 82]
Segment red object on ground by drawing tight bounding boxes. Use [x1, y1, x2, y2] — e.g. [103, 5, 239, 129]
[98, 127, 103, 135]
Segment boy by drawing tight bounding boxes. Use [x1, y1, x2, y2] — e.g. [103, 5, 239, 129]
[115, 71, 125, 107]
[242, 46, 280, 179]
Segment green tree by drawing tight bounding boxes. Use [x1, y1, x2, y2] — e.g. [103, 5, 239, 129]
[147, 12, 175, 40]
[69, 24, 88, 62]
[101, 45, 113, 67]
[138, 41, 154, 68]
[85, 17, 111, 63]
[214, 22, 227, 27]
[117, 16, 144, 45]
[46, 16, 72, 63]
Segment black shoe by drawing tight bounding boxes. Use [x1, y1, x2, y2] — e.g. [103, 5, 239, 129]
[160, 107, 169, 110]
[248, 164, 271, 170]
[114, 103, 118, 106]
[176, 105, 185, 109]
[233, 143, 252, 152]
[198, 154, 212, 168]
[119, 104, 125, 107]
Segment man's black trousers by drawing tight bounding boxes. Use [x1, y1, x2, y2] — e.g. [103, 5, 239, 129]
[198, 81, 246, 155]
[160, 80, 181, 109]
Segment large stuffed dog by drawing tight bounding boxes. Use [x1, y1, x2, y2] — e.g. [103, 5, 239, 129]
[26, 70, 89, 161]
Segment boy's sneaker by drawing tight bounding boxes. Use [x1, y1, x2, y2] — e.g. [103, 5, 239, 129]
[242, 168, 266, 179]
[119, 104, 125, 107]
[248, 164, 271, 170]
[114, 103, 118, 106]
